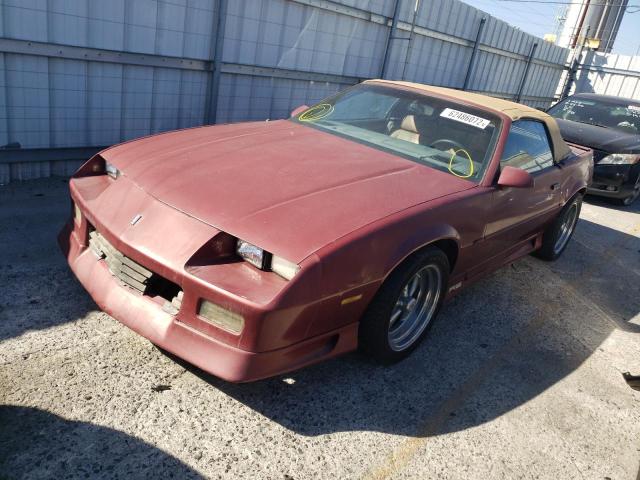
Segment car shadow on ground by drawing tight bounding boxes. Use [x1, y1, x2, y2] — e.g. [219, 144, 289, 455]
[584, 191, 640, 211]
[167, 215, 639, 438]
[0, 264, 96, 342]
[0, 405, 202, 479]
[4, 179, 638, 442]
[0, 179, 97, 342]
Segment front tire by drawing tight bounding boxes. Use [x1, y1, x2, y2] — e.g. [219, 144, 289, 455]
[359, 247, 449, 364]
[534, 194, 582, 261]
[618, 174, 640, 206]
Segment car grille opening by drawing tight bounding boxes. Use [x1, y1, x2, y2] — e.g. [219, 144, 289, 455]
[88, 229, 183, 313]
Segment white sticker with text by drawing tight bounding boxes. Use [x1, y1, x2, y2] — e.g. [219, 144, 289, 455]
[440, 108, 490, 129]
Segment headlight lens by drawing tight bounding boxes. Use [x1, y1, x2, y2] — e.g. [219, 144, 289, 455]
[236, 239, 267, 269]
[598, 153, 640, 165]
[105, 161, 120, 178]
[271, 255, 300, 280]
[236, 238, 300, 280]
[198, 300, 244, 334]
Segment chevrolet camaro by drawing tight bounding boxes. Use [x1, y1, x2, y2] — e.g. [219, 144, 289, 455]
[59, 80, 593, 382]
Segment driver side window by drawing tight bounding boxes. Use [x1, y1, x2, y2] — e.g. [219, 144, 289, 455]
[501, 120, 554, 174]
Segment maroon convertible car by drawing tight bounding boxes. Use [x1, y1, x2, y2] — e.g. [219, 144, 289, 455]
[60, 81, 592, 382]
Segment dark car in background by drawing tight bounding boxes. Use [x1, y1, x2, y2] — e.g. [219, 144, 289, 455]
[548, 93, 640, 206]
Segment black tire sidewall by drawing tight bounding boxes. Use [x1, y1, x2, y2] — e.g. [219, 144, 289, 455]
[620, 173, 640, 206]
[358, 247, 449, 364]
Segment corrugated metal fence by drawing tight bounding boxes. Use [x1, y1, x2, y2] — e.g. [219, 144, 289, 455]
[0, 0, 569, 184]
[570, 50, 640, 100]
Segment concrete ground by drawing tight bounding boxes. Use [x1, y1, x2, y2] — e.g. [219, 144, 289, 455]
[1, 177, 639, 480]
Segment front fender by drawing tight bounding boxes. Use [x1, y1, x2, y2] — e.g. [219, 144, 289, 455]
[382, 223, 460, 278]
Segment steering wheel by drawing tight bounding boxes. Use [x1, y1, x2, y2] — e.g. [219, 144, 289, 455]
[430, 139, 465, 152]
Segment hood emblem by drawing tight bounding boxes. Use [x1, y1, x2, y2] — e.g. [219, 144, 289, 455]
[130, 214, 143, 226]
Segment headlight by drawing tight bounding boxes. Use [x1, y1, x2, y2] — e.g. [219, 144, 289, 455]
[236, 239, 300, 280]
[598, 153, 640, 165]
[236, 239, 267, 269]
[271, 255, 300, 280]
[198, 300, 244, 334]
[105, 161, 120, 178]
[75, 155, 120, 178]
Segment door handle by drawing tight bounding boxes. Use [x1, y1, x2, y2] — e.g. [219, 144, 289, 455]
[550, 182, 560, 190]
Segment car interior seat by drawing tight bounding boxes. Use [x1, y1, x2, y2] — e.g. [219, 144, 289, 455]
[391, 115, 421, 144]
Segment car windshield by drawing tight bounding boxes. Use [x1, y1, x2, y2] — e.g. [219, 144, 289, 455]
[548, 97, 640, 135]
[290, 84, 501, 182]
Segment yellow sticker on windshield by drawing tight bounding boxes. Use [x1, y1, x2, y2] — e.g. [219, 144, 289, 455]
[448, 149, 474, 178]
[298, 103, 334, 122]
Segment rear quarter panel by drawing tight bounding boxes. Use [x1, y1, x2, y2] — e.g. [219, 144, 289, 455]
[561, 143, 593, 202]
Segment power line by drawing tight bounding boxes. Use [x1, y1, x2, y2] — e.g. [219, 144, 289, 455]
[467, 0, 563, 30]
[494, 0, 639, 6]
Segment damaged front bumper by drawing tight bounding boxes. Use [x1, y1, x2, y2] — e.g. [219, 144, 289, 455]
[58, 176, 358, 382]
[587, 164, 638, 200]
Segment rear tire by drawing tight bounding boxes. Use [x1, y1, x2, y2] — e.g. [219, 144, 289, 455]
[534, 194, 582, 261]
[359, 247, 449, 364]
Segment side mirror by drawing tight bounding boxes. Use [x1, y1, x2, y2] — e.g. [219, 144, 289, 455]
[497, 166, 534, 188]
[290, 105, 309, 117]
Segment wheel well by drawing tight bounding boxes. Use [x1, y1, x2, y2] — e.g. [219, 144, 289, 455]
[431, 239, 458, 272]
[405, 239, 458, 273]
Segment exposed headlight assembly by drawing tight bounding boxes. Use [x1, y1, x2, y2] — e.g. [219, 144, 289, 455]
[76, 155, 120, 178]
[105, 161, 120, 178]
[598, 153, 640, 165]
[236, 239, 300, 280]
[236, 239, 268, 269]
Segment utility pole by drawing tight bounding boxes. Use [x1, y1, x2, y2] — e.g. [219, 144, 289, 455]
[561, 26, 591, 100]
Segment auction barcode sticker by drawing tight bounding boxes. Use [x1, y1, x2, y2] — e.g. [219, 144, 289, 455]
[440, 108, 490, 129]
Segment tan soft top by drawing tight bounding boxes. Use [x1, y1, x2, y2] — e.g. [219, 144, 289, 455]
[365, 79, 571, 160]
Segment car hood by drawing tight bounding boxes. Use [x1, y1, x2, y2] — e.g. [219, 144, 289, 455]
[554, 118, 640, 154]
[101, 120, 475, 263]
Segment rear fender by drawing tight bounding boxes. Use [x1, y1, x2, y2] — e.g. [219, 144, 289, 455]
[560, 149, 592, 204]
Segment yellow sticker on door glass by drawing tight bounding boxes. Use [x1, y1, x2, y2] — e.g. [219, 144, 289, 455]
[440, 108, 490, 129]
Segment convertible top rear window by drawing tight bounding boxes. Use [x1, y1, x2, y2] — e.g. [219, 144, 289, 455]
[291, 84, 502, 182]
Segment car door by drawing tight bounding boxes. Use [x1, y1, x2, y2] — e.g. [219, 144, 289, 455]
[483, 119, 564, 258]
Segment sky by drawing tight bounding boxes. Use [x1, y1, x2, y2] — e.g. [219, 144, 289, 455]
[463, 0, 640, 56]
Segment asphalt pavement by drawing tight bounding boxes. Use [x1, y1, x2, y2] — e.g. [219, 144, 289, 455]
[1, 178, 639, 479]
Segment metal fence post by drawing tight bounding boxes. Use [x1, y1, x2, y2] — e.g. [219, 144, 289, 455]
[380, 0, 401, 79]
[205, 0, 228, 125]
[515, 42, 538, 103]
[462, 17, 486, 91]
[400, 0, 420, 80]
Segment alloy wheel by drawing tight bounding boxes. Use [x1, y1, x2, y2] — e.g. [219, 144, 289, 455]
[388, 264, 442, 352]
[553, 203, 579, 255]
